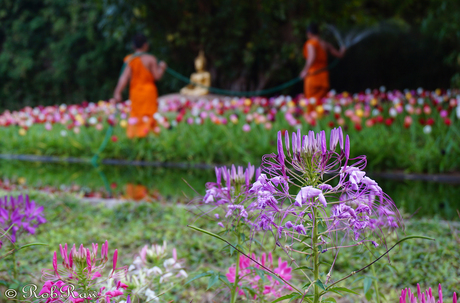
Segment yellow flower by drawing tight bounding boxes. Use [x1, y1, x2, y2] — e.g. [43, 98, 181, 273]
[299, 99, 307, 107]
[288, 101, 295, 108]
[435, 89, 441, 96]
[120, 120, 128, 128]
[316, 105, 324, 114]
[18, 177, 26, 185]
[370, 98, 378, 106]
[75, 114, 84, 125]
[342, 92, 349, 97]
[356, 109, 364, 117]
[19, 128, 27, 136]
[244, 98, 251, 106]
[405, 92, 412, 99]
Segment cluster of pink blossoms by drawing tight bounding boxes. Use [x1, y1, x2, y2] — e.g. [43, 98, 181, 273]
[226, 252, 292, 299]
[40, 241, 128, 302]
[400, 284, 457, 303]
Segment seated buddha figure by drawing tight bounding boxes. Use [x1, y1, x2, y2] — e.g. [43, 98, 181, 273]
[180, 51, 211, 96]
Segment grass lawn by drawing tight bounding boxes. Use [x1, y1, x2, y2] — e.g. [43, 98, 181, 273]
[1, 191, 459, 302]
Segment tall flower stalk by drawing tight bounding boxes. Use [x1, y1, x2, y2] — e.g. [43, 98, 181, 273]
[247, 128, 402, 302]
[199, 163, 261, 302]
[193, 127, 431, 302]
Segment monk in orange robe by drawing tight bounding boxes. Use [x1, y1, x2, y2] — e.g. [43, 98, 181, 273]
[113, 34, 167, 138]
[300, 23, 346, 106]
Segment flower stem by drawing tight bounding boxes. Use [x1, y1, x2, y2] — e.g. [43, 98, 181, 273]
[230, 250, 241, 303]
[312, 208, 320, 303]
[370, 259, 381, 303]
[12, 250, 18, 280]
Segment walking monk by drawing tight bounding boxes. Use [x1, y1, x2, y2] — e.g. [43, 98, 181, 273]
[113, 33, 167, 138]
[300, 23, 346, 105]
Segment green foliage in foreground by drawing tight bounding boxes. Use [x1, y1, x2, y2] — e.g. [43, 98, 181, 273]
[1, 110, 459, 173]
[1, 191, 459, 301]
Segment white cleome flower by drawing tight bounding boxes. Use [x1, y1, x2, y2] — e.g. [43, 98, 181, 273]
[146, 266, 163, 276]
[160, 272, 173, 283]
[145, 288, 160, 302]
[177, 269, 188, 278]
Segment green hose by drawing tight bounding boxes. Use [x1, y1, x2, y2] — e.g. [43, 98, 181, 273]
[92, 54, 341, 195]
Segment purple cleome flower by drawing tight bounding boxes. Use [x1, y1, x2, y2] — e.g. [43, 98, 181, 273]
[249, 127, 401, 243]
[201, 163, 260, 227]
[200, 127, 401, 245]
[0, 195, 46, 243]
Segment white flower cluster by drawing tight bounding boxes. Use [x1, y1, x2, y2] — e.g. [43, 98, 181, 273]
[119, 242, 188, 302]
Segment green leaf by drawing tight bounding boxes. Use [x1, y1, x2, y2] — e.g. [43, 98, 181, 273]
[16, 243, 48, 252]
[185, 272, 212, 285]
[0, 224, 15, 238]
[363, 277, 373, 294]
[315, 279, 327, 291]
[350, 276, 364, 285]
[327, 287, 359, 295]
[188, 225, 229, 244]
[218, 275, 231, 289]
[365, 288, 374, 301]
[294, 266, 313, 271]
[322, 298, 337, 303]
[207, 273, 220, 290]
[242, 286, 257, 297]
[271, 293, 301, 303]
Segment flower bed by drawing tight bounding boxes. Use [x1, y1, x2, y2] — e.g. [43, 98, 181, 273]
[0, 88, 459, 173]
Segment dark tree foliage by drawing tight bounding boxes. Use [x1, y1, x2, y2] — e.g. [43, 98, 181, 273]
[0, 0, 458, 109]
[0, 0, 125, 109]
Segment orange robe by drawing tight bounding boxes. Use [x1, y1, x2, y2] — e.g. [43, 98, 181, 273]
[124, 54, 158, 138]
[303, 39, 329, 104]
[125, 183, 148, 201]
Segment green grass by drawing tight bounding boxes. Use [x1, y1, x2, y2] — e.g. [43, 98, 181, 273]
[0, 110, 459, 173]
[1, 191, 459, 302]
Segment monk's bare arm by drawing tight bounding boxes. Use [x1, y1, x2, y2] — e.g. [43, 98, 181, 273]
[327, 42, 346, 58]
[306, 44, 316, 71]
[113, 65, 131, 102]
[150, 56, 167, 80]
[300, 44, 315, 78]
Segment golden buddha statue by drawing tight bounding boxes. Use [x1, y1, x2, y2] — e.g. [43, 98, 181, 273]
[180, 51, 211, 96]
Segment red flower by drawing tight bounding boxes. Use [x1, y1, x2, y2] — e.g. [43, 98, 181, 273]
[334, 113, 341, 120]
[354, 123, 362, 131]
[385, 118, 393, 126]
[328, 121, 335, 128]
[111, 135, 118, 142]
[419, 118, 426, 125]
[444, 118, 451, 126]
[107, 118, 115, 126]
[426, 118, 435, 126]
[375, 116, 384, 123]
